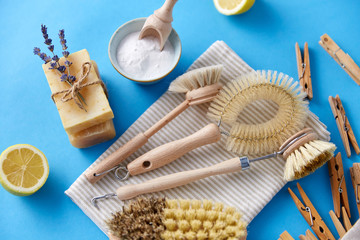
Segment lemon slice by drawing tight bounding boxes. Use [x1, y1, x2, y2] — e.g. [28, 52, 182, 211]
[0, 144, 49, 196]
[213, 0, 255, 15]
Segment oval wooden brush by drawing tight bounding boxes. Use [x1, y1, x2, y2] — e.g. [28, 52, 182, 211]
[91, 128, 336, 203]
[85, 65, 223, 184]
[117, 70, 309, 180]
[106, 198, 247, 240]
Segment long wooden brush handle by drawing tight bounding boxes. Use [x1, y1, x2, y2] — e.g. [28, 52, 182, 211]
[116, 157, 243, 200]
[127, 123, 221, 176]
[85, 100, 189, 183]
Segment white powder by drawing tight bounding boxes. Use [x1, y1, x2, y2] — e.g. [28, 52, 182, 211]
[116, 31, 175, 80]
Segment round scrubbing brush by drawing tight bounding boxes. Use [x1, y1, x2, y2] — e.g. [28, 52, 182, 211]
[106, 198, 247, 240]
[208, 70, 309, 155]
[282, 128, 336, 181]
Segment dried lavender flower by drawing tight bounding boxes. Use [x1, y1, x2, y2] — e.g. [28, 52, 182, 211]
[39, 52, 51, 63]
[59, 29, 68, 50]
[33, 47, 41, 56]
[60, 73, 68, 81]
[41, 24, 47, 35]
[68, 75, 76, 82]
[52, 55, 59, 62]
[44, 38, 52, 45]
[64, 60, 72, 67]
[58, 29, 65, 39]
[58, 65, 66, 73]
[48, 45, 54, 52]
[49, 61, 57, 70]
[62, 51, 69, 58]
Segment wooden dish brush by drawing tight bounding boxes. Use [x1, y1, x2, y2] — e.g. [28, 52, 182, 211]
[106, 198, 247, 240]
[85, 65, 223, 183]
[91, 128, 336, 203]
[114, 70, 309, 180]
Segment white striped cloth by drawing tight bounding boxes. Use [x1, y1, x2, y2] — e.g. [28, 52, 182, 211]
[342, 220, 360, 240]
[65, 41, 331, 237]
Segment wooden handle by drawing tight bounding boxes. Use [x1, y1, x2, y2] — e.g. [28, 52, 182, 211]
[85, 133, 149, 183]
[128, 123, 221, 176]
[155, 0, 178, 23]
[85, 100, 189, 184]
[116, 157, 242, 200]
[144, 100, 189, 138]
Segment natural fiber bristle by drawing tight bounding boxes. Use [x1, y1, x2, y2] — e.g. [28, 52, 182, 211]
[207, 70, 309, 155]
[168, 65, 223, 93]
[107, 198, 247, 240]
[106, 197, 166, 239]
[284, 140, 336, 181]
[162, 199, 247, 240]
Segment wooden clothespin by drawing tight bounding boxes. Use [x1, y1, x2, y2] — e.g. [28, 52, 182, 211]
[279, 230, 295, 240]
[329, 210, 346, 238]
[328, 152, 351, 218]
[296, 42, 313, 100]
[328, 95, 360, 157]
[350, 163, 360, 216]
[341, 206, 352, 231]
[299, 230, 318, 240]
[319, 34, 360, 85]
[288, 183, 335, 240]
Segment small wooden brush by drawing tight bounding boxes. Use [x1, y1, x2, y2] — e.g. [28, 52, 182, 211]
[106, 198, 247, 240]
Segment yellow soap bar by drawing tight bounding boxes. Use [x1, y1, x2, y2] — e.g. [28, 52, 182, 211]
[42, 49, 114, 134]
[68, 119, 116, 148]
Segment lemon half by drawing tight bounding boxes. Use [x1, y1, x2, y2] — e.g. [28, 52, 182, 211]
[0, 144, 49, 196]
[213, 0, 255, 15]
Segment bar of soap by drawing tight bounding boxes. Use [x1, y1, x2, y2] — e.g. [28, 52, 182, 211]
[68, 119, 116, 148]
[42, 49, 114, 134]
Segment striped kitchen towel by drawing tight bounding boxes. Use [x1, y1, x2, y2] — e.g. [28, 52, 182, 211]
[65, 40, 331, 236]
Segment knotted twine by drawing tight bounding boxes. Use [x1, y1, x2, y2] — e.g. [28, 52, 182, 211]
[51, 62, 107, 111]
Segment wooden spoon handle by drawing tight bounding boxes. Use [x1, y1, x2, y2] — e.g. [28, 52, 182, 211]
[128, 123, 221, 176]
[116, 157, 243, 200]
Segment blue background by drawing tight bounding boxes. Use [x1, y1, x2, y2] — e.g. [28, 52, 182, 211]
[1, 0, 359, 239]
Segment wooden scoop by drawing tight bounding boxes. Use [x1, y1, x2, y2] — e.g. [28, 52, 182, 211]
[139, 0, 178, 50]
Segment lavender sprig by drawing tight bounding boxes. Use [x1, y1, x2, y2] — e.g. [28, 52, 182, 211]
[34, 25, 86, 109]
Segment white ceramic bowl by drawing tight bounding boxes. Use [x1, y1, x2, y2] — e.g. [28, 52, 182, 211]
[108, 17, 181, 84]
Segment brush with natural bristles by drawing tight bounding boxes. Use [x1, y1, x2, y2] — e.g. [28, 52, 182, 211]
[106, 198, 247, 240]
[283, 129, 337, 180]
[121, 70, 309, 179]
[207, 70, 309, 155]
[85, 65, 223, 184]
[90, 128, 336, 204]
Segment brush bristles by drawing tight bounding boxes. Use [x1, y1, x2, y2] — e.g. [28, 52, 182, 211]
[168, 65, 223, 93]
[162, 199, 247, 240]
[284, 140, 336, 181]
[208, 70, 309, 155]
[107, 198, 247, 240]
[106, 198, 166, 239]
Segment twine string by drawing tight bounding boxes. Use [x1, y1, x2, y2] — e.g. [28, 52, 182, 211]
[51, 62, 107, 110]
